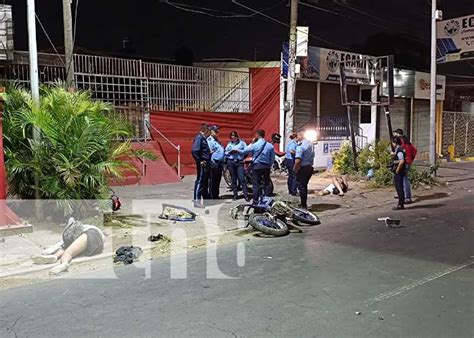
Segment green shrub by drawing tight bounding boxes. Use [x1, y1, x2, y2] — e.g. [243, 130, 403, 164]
[408, 164, 438, 189]
[332, 141, 356, 174]
[370, 166, 393, 187]
[357, 140, 392, 176]
[3, 85, 148, 201]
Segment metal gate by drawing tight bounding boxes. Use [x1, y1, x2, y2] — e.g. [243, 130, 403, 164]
[442, 111, 474, 156]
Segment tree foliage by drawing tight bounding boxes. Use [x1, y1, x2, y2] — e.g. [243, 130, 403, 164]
[3, 85, 142, 200]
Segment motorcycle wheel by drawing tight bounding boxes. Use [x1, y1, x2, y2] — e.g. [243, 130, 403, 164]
[292, 208, 320, 226]
[249, 213, 289, 237]
[223, 167, 232, 187]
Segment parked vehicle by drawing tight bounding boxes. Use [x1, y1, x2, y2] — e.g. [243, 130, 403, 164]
[223, 158, 274, 196]
[230, 197, 320, 237]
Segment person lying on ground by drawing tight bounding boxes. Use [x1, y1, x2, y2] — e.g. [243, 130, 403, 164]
[318, 176, 349, 196]
[32, 217, 105, 275]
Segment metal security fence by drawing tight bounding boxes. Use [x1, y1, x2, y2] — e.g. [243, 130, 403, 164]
[442, 111, 474, 156]
[143, 61, 249, 112]
[0, 52, 251, 138]
[0, 52, 251, 113]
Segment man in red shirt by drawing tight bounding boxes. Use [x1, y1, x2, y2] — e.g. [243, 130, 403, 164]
[393, 129, 417, 204]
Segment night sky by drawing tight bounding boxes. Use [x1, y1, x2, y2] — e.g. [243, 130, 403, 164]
[4, 0, 473, 70]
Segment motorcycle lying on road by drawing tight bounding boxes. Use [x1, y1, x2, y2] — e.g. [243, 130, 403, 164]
[230, 197, 320, 237]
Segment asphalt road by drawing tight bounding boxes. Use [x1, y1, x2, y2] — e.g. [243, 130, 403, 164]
[1, 192, 473, 337]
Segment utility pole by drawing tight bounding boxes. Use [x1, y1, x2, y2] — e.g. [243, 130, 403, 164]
[27, 0, 39, 104]
[62, 0, 75, 87]
[27, 0, 42, 206]
[429, 0, 437, 168]
[285, 0, 298, 143]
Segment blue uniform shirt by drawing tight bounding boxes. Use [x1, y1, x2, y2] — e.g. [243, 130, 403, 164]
[295, 139, 315, 167]
[207, 136, 225, 163]
[191, 133, 211, 163]
[241, 138, 275, 167]
[225, 140, 247, 161]
[285, 139, 297, 160]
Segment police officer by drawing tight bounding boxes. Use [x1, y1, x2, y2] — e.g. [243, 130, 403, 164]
[191, 123, 211, 208]
[207, 125, 225, 199]
[225, 131, 249, 201]
[294, 129, 315, 209]
[392, 136, 407, 210]
[285, 132, 298, 196]
[234, 129, 275, 204]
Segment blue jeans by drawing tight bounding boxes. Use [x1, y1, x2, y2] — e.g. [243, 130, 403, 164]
[403, 164, 412, 200]
[227, 160, 248, 199]
[286, 158, 297, 195]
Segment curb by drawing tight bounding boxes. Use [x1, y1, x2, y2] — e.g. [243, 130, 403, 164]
[0, 229, 242, 279]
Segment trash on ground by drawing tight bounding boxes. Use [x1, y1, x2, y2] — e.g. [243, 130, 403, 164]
[159, 204, 196, 222]
[377, 217, 403, 228]
[355, 311, 361, 315]
[148, 234, 164, 242]
[113, 246, 143, 265]
[378, 316, 384, 320]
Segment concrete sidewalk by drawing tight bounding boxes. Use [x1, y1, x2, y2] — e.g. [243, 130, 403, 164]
[1, 162, 472, 282]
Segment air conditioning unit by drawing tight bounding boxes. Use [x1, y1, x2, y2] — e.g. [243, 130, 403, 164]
[0, 5, 14, 61]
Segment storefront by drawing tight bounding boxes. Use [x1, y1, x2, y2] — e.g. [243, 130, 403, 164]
[291, 46, 446, 160]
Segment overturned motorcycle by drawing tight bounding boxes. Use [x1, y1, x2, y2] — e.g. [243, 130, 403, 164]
[229, 197, 320, 237]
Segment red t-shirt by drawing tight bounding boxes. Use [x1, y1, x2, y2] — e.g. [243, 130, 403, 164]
[401, 138, 417, 165]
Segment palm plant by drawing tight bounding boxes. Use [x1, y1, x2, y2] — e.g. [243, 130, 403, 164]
[3, 84, 145, 201]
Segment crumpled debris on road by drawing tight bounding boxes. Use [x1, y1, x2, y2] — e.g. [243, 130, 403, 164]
[378, 217, 403, 228]
[159, 204, 196, 222]
[148, 234, 164, 242]
[113, 246, 143, 265]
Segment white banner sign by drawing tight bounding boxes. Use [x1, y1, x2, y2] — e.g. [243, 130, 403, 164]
[319, 48, 378, 84]
[296, 26, 309, 57]
[414, 72, 446, 100]
[437, 14, 474, 63]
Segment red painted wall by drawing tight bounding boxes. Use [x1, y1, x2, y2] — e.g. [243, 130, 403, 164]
[150, 67, 281, 175]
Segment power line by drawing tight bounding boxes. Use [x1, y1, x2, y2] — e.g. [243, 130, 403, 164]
[162, 0, 258, 18]
[35, 13, 66, 67]
[299, 1, 339, 16]
[231, 0, 347, 49]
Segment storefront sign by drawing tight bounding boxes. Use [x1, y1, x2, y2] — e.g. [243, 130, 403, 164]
[414, 72, 446, 100]
[437, 14, 474, 63]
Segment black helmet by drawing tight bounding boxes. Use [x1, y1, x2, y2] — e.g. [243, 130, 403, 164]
[271, 133, 282, 144]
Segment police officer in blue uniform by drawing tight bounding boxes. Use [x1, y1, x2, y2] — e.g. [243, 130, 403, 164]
[235, 129, 275, 204]
[285, 132, 298, 196]
[207, 125, 225, 199]
[392, 136, 407, 210]
[225, 131, 249, 201]
[191, 124, 211, 208]
[294, 129, 315, 209]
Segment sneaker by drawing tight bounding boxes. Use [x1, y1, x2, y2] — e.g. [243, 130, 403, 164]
[193, 202, 205, 209]
[405, 199, 413, 204]
[392, 205, 405, 210]
[32, 254, 58, 265]
[49, 262, 70, 275]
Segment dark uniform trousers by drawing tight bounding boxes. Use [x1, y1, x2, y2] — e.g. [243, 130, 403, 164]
[251, 163, 271, 204]
[194, 161, 210, 201]
[296, 165, 313, 208]
[209, 161, 223, 199]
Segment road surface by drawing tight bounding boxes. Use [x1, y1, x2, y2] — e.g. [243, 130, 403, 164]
[1, 191, 473, 337]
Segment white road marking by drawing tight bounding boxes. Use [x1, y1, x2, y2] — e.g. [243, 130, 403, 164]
[366, 261, 474, 305]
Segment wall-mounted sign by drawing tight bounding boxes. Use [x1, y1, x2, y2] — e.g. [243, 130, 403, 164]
[437, 14, 474, 63]
[414, 72, 446, 100]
